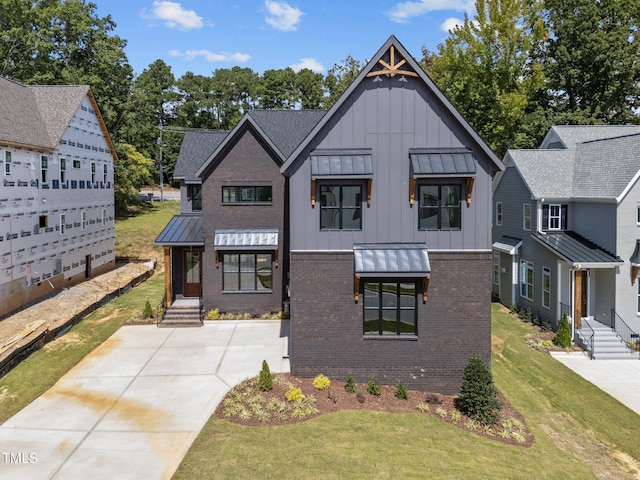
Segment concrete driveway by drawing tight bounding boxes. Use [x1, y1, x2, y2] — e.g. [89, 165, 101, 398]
[0, 320, 290, 480]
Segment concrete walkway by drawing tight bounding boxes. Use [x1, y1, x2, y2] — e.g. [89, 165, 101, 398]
[0, 320, 290, 480]
[550, 351, 640, 416]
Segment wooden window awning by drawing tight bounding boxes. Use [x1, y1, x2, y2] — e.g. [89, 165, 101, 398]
[353, 243, 431, 303]
[409, 148, 476, 206]
[310, 149, 373, 207]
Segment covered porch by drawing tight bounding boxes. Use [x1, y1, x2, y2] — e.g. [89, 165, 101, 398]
[155, 214, 204, 307]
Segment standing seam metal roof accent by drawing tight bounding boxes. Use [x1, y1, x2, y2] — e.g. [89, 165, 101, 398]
[154, 214, 203, 245]
[213, 229, 279, 248]
[354, 243, 430, 276]
[311, 149, 373, 177]
[532, 232, 622, 265]
[410, 148, 476, 176]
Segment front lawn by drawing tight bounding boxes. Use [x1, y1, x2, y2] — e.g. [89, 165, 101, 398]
[173, 303, 640, 479]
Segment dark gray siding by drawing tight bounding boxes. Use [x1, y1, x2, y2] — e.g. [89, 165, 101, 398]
[288, 76, 495, 251]
[289, 250, 491, 394]
[492, 165, 535, 242]
[201, 129, 285, 315]
[572, 202, 617, 254]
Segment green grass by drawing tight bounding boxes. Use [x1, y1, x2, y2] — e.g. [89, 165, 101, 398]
[0, 274, 164, 424]
[173, 303, 640, 479]
[115, 200, 180, 261]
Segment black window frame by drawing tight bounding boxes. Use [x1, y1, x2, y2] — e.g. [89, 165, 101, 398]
[363, 280, 418, 336]
[222, 252, 273, 292]
[222, 186, 272, 204]
[189, 185, 202, 211]
[418, 183, 462, 231]
[319, 183, 363, 231]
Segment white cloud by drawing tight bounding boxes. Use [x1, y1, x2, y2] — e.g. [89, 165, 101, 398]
[169, 49, 251, 63]
[388, 0, 474, 24]
[265, 1, 303, 31]
[441, 17, 464, 33]
[146, 1, 204, 30]
[290, 58, 324, 73]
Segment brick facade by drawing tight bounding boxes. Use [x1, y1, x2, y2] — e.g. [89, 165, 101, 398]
[289, 250, 491, 394]
[201, 128, 285, 315]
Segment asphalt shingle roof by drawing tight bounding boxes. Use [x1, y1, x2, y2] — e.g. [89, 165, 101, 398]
[247, 110, 326, 158]
[173, 130, 228, 181]
[0, 78, 89, 150]
[546, 125, 640, 150]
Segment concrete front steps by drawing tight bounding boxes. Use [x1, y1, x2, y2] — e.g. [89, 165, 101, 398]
[159, 298, 202, 328]
[577, 318, 638, 360]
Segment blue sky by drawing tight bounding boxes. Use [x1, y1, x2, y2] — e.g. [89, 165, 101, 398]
[94, 0, 476, 78]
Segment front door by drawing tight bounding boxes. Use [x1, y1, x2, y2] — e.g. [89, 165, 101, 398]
[574, 270, 587, 329]
[184, 249, 202, 297]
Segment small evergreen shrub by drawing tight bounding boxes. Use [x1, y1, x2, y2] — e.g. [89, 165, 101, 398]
[394, 383, 408, 400]
[457, 356, 502, 426]
[142, 300, 153, 319]
[344, 375, 356, 393]
[258, 360, 273, 392]
[356, 390, 366, 403]
[366, 378, 381, 396]
[312, 373, 331, 390]
[285, 387, 303, 402]
[425, 393, 442, 405]
[554, 312, 572, 348]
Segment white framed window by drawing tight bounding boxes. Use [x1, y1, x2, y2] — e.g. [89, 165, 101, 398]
[523, 203, 531, 231]
[81, 211, 87, 230]
[493, 251, 500, 285]
[542, 267, 551, 309]
[4, 151, 11, 175]
[60, 158, 66, 183]
[520, 260, 534, 300]
[60, 213, 66, 235]
[495, 202, 503, 226]
[549, 204, 561, 230]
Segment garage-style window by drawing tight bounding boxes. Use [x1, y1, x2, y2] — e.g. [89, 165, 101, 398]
[363, 281, 417, 335]
[223, 253, 272, 291]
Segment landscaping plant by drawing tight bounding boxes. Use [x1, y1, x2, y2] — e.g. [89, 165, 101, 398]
[344, 374, 356, 393]
[312, 374, 331, 390]
[457, 356, 502, 426]
[142, 300, 153, 319]
[394, 383, 408, 400]
[366, 378, 381, 396]
[258, 360, 273, 392]
[554, 312, 572, 348]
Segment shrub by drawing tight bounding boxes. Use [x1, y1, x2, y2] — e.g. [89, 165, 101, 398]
[285, 387, 303, 402]
[207, 308, 220, 320]
[366, 379, 381, 396]
[258, 360, 273, 392]
[457, 356, 502, 426]
[554, 312, 572, 348]
[394, 383, 408, 400]
[142, 300, 153, 319]
[312, 374, 331, 390]
[344, 374, 356, 393]
[425, 393, 443, 405]
[356, 390, 366, 403]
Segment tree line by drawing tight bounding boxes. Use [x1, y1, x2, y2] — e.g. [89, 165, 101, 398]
[1, 0, 639, 210]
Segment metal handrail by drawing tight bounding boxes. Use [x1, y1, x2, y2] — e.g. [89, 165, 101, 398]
[578, 321, 595, 359]
[611, 309, 640, 356]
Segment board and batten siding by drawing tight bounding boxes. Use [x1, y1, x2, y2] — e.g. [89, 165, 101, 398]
[288, 76, 495, 251]
[616, 184, 640, 331]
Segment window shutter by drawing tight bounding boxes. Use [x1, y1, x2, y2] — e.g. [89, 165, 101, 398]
[561, 204, 567, 230]
[542, 205, 549, 231]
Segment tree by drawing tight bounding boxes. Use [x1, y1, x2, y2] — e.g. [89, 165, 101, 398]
[457, 356, 502, 426]
[553, 312, 572, 348]
[113, 143, 154, 214]
[323, 55, 363, 108]
[261, 67, 297, 109]
[422, 0, 547, 156]
[295, 68, 325, 108]
[541, 0, 640, 124]
[0, 0, 133, 136]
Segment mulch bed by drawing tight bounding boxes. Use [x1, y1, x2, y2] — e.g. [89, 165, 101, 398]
[215, 374, 533, 448]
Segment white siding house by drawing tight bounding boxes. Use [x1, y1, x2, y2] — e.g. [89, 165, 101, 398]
[0, 77, 116, 317]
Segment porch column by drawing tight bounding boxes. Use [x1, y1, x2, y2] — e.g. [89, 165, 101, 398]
[163, 245, 172, 307]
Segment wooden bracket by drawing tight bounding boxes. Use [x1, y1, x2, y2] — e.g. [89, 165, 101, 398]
[409, 177, 417, 206]
[366, 178, 372, 206]
[423, 277, 430, 303]
[354, 275, 360, 302]
[215, 250, 220, 269]
[311, 178, 316, 207]
[466, 177, 475, 205]
[366, 46, 419, 78]
[275, 249, 279, 268]
[632, 265, 640, 286]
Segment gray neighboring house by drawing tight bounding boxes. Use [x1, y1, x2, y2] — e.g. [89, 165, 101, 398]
[492, 125, 640, 357]
[0, 77, 117, 318]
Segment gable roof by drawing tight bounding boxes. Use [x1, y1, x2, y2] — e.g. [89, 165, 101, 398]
[174, 130, 228, 182]
[281, 35, 504, 175]
[505, 127, 640, 201]
[196, 109, 325, 178]
[0, 77, 118, 160]
[541, 125, 640, 150]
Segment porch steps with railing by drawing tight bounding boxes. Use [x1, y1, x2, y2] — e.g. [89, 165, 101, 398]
[577, 318, 637, 360]
[159, 298, 202, 328]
